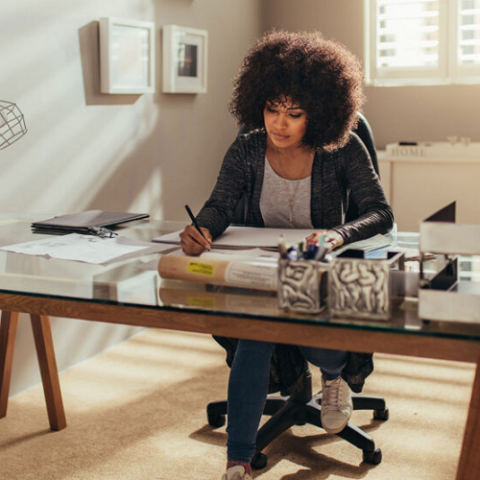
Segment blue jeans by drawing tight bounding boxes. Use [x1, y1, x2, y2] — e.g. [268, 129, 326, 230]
[226, 339, 348, 463]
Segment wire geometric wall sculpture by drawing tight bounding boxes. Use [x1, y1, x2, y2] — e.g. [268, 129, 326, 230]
[0, 100, 27, 150]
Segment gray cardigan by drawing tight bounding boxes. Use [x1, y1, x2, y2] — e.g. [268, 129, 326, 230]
[197, 130, 394, 394]
[197, 130, 393, 243]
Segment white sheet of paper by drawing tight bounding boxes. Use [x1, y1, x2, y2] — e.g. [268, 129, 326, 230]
[153, 227, 394, 255]
[153, 226, 315, 249]
[0, 233, 173, 265]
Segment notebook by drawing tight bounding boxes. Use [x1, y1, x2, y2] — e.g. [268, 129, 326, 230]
[152, 226, 316, 249]
[31, 210, 149, 233]
[153, 226, 395, 256]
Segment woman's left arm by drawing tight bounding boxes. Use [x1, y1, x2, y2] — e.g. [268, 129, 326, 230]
[332, 134, 394, 244]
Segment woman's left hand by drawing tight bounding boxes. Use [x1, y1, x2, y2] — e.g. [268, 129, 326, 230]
[305, 229, 344, 250]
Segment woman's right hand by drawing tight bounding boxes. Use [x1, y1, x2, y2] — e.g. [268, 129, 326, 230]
[179, 225, 212, 256]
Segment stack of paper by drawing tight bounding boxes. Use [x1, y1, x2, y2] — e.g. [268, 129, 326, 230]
[0, 233, 173, 265]
[153, 226, 315, 250]
[153, 225, 394, 257]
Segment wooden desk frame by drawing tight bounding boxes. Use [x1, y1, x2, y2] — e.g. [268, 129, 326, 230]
[0, 292, 479, 479]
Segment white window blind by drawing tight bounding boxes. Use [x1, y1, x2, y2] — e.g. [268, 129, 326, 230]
[458, 0, 480, 66]
[365, 0, 480, 85]
[376, 0, 440, 69]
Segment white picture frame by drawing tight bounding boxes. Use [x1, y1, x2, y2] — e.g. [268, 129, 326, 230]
[99, 17, 155, 94]
[162, 25, 208, 94]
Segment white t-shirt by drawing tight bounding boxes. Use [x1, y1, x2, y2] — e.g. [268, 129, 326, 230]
[259, 156, 313, 229]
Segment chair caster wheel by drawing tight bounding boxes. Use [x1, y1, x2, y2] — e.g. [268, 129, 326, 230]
[363, 448, 382, 465]
[251, 453, 268, 470]
[374, 408, 389, 421]
[207, 414, 225, 428]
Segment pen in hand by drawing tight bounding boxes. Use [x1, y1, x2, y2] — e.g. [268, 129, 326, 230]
[185, 204, 207, 239]
[184, 205, 211, 253]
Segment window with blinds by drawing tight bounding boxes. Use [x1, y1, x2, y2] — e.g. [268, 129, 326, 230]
[365, 0, 480, 85]
[458, 0, 480, 66]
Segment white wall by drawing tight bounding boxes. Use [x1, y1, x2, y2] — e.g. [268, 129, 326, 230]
[1, 0, 262, 396]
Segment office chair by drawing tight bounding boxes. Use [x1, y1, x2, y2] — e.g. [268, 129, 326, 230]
[206, 113, 388, 469]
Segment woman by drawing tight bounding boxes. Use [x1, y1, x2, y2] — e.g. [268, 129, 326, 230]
[180, 30, 393, 480]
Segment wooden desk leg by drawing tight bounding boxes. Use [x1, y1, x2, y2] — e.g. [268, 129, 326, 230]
[456, 353, 480, 480]
[0, 311, 19, 419]
[30, 314, 67, 431]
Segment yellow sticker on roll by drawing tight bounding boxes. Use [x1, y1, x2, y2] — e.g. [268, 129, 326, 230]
[187, 262, 215, 276]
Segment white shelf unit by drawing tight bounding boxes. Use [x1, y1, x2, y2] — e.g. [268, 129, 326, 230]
[378, 148, 480, 232]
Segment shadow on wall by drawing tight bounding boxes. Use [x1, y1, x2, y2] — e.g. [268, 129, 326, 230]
[84, 132, 162, 215]
[77, 21, 163, 215]
[76, 19, 235, 221]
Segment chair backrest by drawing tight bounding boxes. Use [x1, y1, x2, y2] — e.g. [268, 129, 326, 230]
[345, 112, 379, 222]
[232, 112, 379, 225]
[353, 112, 379, 177]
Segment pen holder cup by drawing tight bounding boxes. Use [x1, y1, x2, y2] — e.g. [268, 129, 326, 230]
[328, 250, 405, 320]
[278, 259, 328, 314]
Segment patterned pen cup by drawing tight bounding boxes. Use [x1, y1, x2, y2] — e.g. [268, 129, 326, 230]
[278, 259, 328, 314]
[328, 250, 405, 320]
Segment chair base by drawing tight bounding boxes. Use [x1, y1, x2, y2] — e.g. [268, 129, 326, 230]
[207, 372, 387, 469]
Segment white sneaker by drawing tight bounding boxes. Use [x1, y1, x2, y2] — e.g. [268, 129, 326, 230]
[320, 376, 353, 434]
[221, 465, 253, 480]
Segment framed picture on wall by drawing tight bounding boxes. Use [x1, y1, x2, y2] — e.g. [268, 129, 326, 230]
[99, 17, 155, 94]
[162, 25, 208, 94]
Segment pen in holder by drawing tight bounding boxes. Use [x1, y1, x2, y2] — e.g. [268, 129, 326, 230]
[278, 258, 328, 314]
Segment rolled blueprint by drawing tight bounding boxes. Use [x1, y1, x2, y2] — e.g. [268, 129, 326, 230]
[158, 255, 278, 291]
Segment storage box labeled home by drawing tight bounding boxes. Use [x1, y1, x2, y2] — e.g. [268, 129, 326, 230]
[328, 250, 405, 320]
[278, 259, 328, 314]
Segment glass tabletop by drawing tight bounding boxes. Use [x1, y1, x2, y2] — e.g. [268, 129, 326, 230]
[0, 214, 479, 342]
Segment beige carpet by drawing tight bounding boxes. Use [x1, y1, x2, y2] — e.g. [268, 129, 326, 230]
[0, 329, 475, 480]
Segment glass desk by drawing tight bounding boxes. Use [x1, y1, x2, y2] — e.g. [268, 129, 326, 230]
[0, 215, 479, 480]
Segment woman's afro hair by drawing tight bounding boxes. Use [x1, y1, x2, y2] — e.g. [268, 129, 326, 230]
[229, 30, 366, 151]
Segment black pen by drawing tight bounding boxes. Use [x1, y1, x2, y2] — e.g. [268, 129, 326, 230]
[185, 204, 207, 240]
